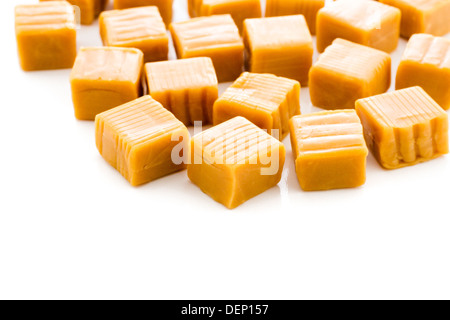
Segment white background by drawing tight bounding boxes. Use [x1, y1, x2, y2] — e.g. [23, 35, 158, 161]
[1, 0, 449, 300]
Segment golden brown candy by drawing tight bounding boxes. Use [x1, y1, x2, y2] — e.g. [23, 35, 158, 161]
[99, 6, 168, 63]
[290, 110, 368, 191]
[265, 0, 325, 34]
[243, 15, 313, 85]
[213, 72, 300, 140]
[16, 1, 77, 71]
[70, 47, 143, 120]
[188, 117, 286, 209]
[113, 0, 173, 28]
[316, 0, 401, 53]
[145, 57, 218, 125]
[396, 34, 450, 111]
[309, 39, 391, 110]
[170, 15, 244, 82]
[95, 95, 189, 186]
[356, 87, 449, 169]
[380, 0, 450, 38]
[40, 0, 108, 25]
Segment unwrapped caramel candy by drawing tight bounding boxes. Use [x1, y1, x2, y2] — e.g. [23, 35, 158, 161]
[356, 87, 449, 169]
[170, 15, 244, 82]
[316, 0, 401, 53]
[113, 0, 173, 28]
[265, 0, 325, 34]
[380, 0, 450, 38]
[188, 0, 202, 17]
[145, 57, 219, 125]
[396, 34, 450, 111]
[95, 95, 189, 186]
[195, 0, 262, 34]
[70, 47, 143, 120]
[243, 15, 313, 85]
[213, 72, 300, 140]
[40, 0, 108, 25]
[188, 116, 286, 209]
[15, 1, 77, 71]
[99, 6, 168, 63]
[309, 39, 391, 110]
[290, 110, 368, 191]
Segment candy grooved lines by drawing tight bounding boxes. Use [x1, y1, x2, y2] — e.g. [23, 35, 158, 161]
[356, 87, 449, 169]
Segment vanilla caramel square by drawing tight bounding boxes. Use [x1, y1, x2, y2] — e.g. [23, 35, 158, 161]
[265, 0, 325, 34]
[40, 0, 107, 25]
[95, 95, 189, 186]
[70, 47, 143, 120]
[197, 0, 262, 34]
[381, 0, 450, 38]
[213, 72, 300, 140]
[290, 110, 368, 191]
[309, 39, 391, 110]
[188, 116, 286, 209]
[145, 57, 218, 125]
[396, 34, 450, 110]
[15, 1, 77, 71]
[316, 0, 401, 53]
[170, 14, 244, 82]
[243, 15, 313, 85]
[356, 87, 449, 169]
[100, 6, 168, 62]
[113, 0, 173, 28]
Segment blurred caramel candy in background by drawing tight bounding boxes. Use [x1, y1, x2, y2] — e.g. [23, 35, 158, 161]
[356, 87, 449, 170]
[188, 117, 286, 209]
[380, 0, 450, 38]
[213, 72, 300, 140]
[95, 95, 189, 186]
[309, 39, 391, 110]
[40, 0, 108, 25]
[195, 0, 262, 34]
[316, 0, 401, 53]
[145, 57, 219, 125]
[70, 47, 143, 120]
[113, 0, 173, 28]
[290, 110, 368, 191]
[265, 0, 325, 34]
[170, 14, 244, 82]
[99, 6, 168, 63]
[396, 34, 450, 111]
[188, 0, 202, 17]
[15, 1, 77, 71]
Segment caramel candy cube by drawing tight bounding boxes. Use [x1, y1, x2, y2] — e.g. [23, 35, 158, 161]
[170, 15, 244, 82]
[316, 0, 401, 53]
[188, 0, 201, 17]
[290, 110, 368, 191]
[213, 72, 300, 140]
[15, 1, 77, 71]
[95, 95, 189, 186]
[113, 0, 173, 27]
[380, 0, 450, 38]
[356, 87, 449, 169]
[309, 39, 391, 110]
[40, 0, 108, 25]
[396, 34, 450, 111]
[265, 0, 325, 34]
[188, 117, 286, 209]
[99, 6, 168, 63]
[70, 47, 143, 120]
[145, 57, 219, 125]
[197, 0, 262, 34]
[243, 15, 313, 85]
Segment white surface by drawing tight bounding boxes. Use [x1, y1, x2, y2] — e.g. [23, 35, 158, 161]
[1, 0, 450, 300]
